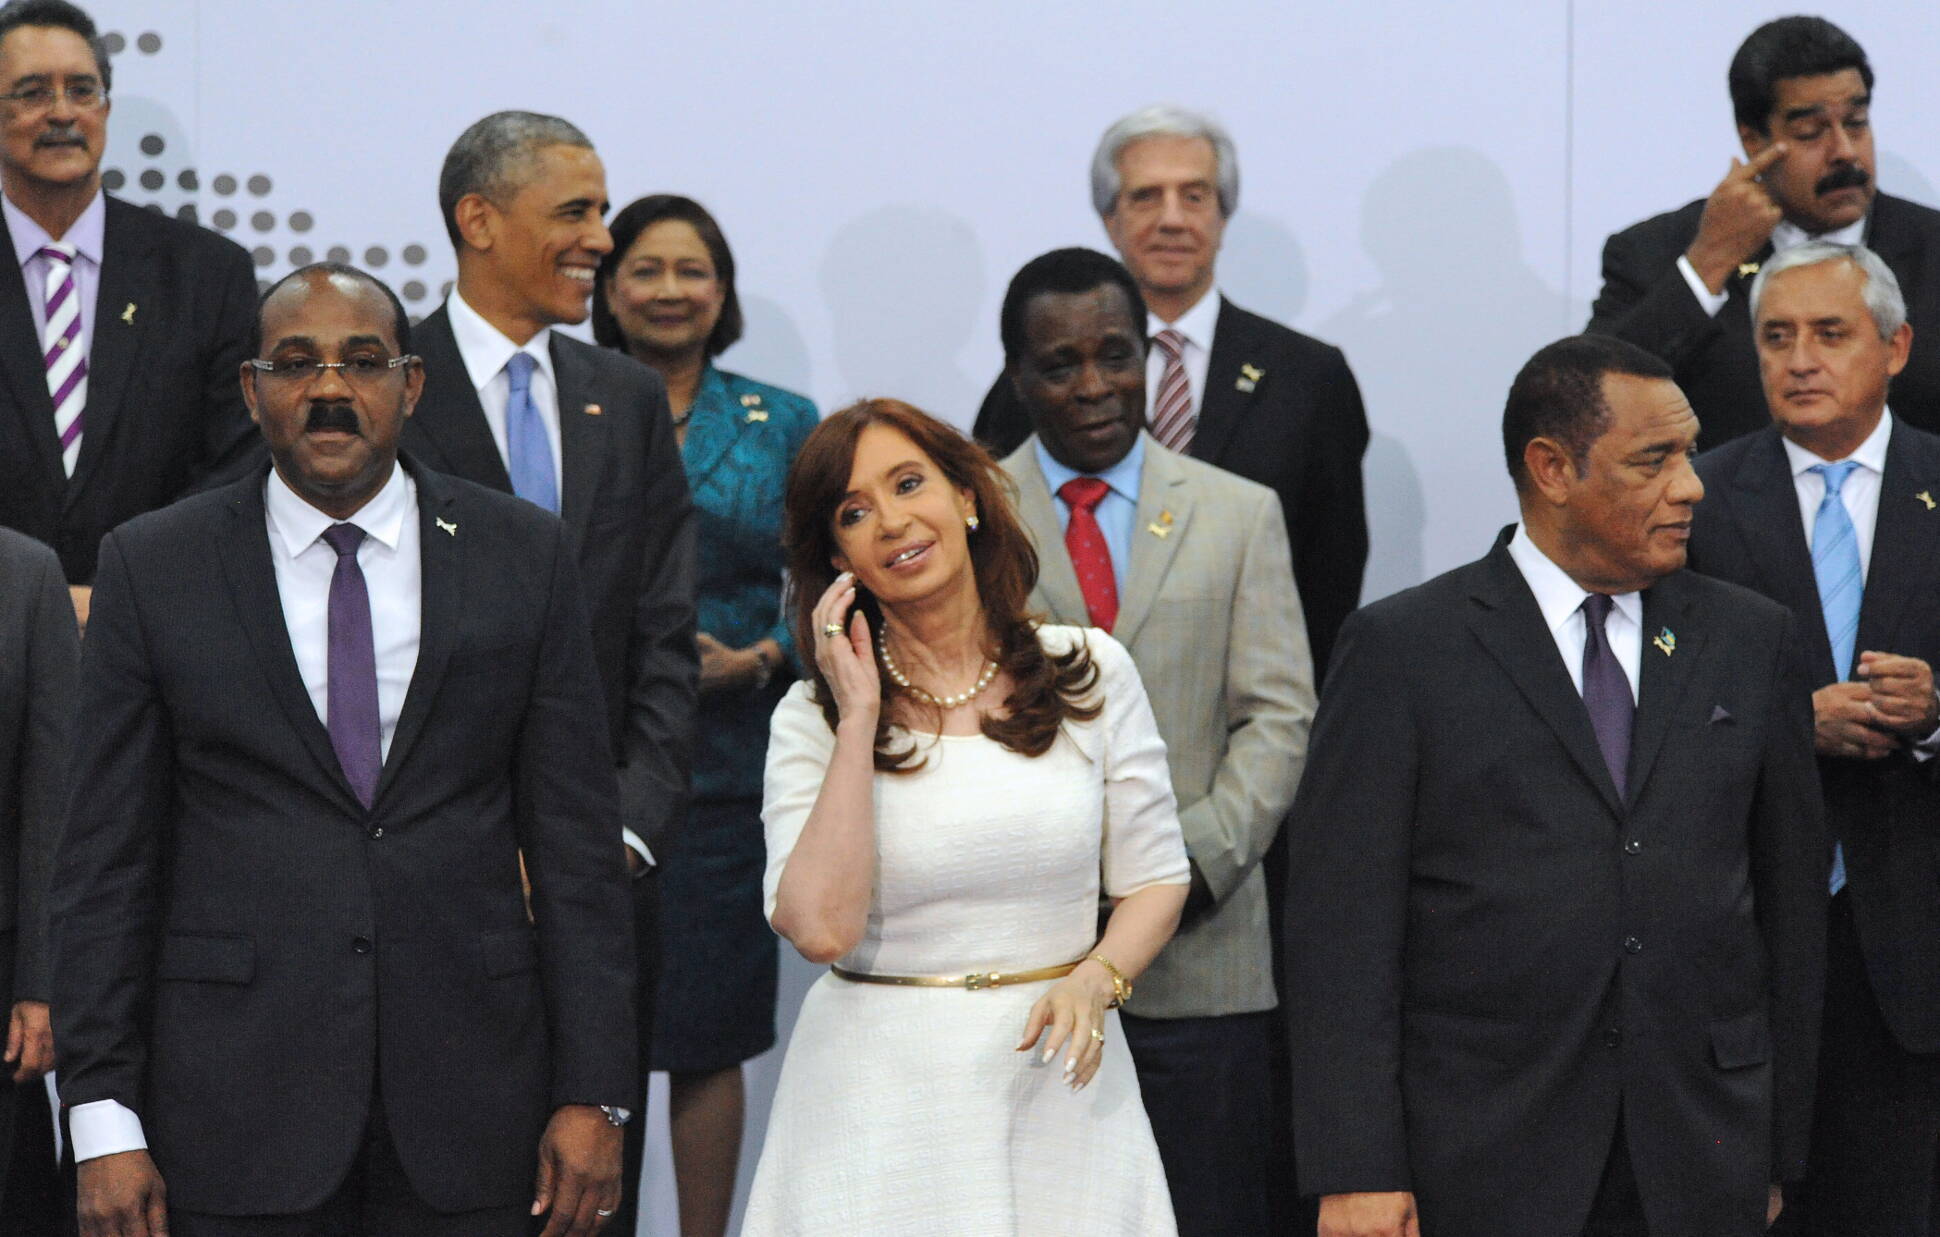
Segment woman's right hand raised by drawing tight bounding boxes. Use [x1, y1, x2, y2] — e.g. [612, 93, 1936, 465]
[812, 572, 881, 724]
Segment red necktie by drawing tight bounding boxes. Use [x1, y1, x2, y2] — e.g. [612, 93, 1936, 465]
[1058, 477, 1118, 632]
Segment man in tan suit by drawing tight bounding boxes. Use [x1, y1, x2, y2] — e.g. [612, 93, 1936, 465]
[997, 246, 1314, 1236]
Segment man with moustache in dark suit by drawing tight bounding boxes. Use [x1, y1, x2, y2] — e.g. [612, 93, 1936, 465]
[401, 111, 696, 1235]
[52, 264, 636, 1236]
[1288, 335, 1826, 1236]
[1589, 15, 1940, 450]
[1685, 241, 1940, 1236]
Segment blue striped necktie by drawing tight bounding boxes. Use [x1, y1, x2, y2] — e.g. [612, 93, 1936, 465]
[1811, 458, 1863, 895]
[504, 352, 559, 513]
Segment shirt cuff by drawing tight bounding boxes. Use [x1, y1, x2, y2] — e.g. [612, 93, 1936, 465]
[1911, 692, 1940, 761]
[1676, 254, 1730, 318]
[70, 1099, 147, 1162]
[622, 827, 655, 870]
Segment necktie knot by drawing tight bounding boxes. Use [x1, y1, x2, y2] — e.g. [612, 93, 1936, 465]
[1582, 591, 1615, 628]
[1059, 476, 1112, 512]
[505, 351, 536, 397]
[322, 523, 366, 559]
[37, 244, 75, 266]
[1812, 459, 1861, 496]
[1153, 328, 1186, 362]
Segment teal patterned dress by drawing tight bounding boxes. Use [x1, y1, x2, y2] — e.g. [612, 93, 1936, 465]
[653, 366, 818, 1071]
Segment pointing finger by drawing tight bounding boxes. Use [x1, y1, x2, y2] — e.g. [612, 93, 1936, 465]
[1744, 142, 1789, 175]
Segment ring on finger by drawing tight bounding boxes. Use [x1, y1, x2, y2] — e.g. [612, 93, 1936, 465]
[822, 622, 846, 638]
[1090, 1026, 1105, 1043]
[596, 1208, 616, 1218]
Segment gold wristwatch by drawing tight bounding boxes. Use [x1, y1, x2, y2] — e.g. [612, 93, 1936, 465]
[1088, 953, 1132, 1008]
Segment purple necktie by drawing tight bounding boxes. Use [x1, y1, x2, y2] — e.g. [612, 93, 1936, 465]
[323, 523, 380, 808]
[1581, 593, 1633, 797]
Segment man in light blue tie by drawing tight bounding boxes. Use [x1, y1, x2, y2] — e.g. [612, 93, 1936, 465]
[1686, 240, 1940, 1236]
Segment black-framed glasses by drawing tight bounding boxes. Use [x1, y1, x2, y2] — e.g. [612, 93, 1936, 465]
[0, 81, 107, 112]
[246, 355, 417, 388]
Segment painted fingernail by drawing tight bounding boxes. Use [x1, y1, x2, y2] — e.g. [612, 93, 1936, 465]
[1042, 1044, 1056, 1064]
[1064, 1057, 1076, 1077]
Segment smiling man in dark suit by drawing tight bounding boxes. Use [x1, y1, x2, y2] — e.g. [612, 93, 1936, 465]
[0, 0, 258, 623]
[401, 111, 696, 1234]
[1685, 241, 1940, 1236]
[1588, 16, 1940, 450]
[1288, 334, 1826, 1236]
[51, 264, 636, 1236]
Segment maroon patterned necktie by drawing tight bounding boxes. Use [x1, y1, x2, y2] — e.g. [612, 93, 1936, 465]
[1149, 328, 1194, 452]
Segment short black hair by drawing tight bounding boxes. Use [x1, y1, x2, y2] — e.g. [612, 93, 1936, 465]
[1730, 16, 1872, 134]
[256, 263, 413, 357]
[437, 111, 593, 249]
[0, 0, 111, 91]
[1502, 335, 1674, 489]
[999, 247, 1148, 365]
[592, 193, 744, 359]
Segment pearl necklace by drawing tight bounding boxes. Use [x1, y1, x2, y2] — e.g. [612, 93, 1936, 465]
[878, 636, 999, 709]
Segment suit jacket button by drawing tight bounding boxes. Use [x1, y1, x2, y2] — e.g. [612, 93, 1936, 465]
[1604, 1027, 1623, 1048]
[368, 826, 383, 839]
[352, 936, 372, 955]
[1623, 839, 1643, 854]
[1623, 936, 1643, 954]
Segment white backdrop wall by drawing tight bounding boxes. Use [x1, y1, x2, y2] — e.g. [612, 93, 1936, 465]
[90, 3, 1940, 1231]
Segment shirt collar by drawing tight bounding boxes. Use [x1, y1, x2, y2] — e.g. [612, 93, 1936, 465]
[1782, 407, 1893, 476]
[445, 287, 555, 395]
[1148, 286, 1221, 351]
[1035, 431, 1147, 506]
[1772, 213, 1867, 254]
[1506, 523, 1643, 636]
[265, 461, 413, 559]
[4, 188, 105, 268]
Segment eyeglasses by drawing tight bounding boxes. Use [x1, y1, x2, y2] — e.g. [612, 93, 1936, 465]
[247, 355, 418, 388]
[0, 81, 107, 113]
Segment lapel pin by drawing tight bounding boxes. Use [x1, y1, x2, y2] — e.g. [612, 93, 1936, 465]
[1652, 626, 1676, 656]
[740, 393, 762, 407]
[435, 517, 458, 537]
[747, 408, 769, 423]
[121, 301, 136, 325]
[583, 403, 601, 417]
[1159, 509, 1174, 525]
[1737, 261, 1761, 279]
[1235, 363, 1264, 394]
[1146, 522, 1170, 538]
[1919, 490, 1936, 510]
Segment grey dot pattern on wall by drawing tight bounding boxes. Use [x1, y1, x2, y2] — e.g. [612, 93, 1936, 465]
[137, 32, 162, 54]
[403, 245, 427, 266]
[247, 175, 272, 197]
[251, 247, 274, 267]
[328, 246, 351, 263]
[212, 208, 236, 230]
[289, 211, 313, 233]
[403, 280, 426, 302]
[213, 174, 236, 196]
[101, 32, 124, 53]
[289, 245, 313, 266]
[175, 205, 197, 223]
[365, 246, 389, 268]
[142, 203, 162, 214]
[140, 134, 164, 156]
[256, 279, 271, 295]
[251, 211, 274, 232]
[102, 168, 124, 190]
[139, 169, 163, 191]
[441, 280, 454, 298]
[177, 169, 197, 191]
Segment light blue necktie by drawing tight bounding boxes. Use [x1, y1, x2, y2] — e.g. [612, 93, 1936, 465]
[1811, 459, 1863, 895]
[504, 352, 559, 514]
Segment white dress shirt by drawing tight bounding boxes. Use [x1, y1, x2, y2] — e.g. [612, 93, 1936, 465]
[70, 463, 423, 1164]
[1506, 524, 1643, 704]
[4, 188, 104, 363]
[444, 288, 566, 496]
[1146, 285, 1221, 420]
[1783, 408, 1891, 581]
[1677, 214, 1867, 317]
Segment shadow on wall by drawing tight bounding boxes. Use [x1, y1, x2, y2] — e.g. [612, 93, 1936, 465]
[821, 206, 986, 428]
[1219, 210, 1310, 327]
[732, 294, 816, 400]
[1321, 145, 1574, 599]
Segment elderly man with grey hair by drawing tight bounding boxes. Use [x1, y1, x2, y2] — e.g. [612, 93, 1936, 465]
[1686, 240, 1940, 1236]
[401, 109, 697, 1237]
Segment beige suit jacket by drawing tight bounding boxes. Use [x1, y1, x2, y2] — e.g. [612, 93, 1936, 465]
[1003, 434, 1315, 1017]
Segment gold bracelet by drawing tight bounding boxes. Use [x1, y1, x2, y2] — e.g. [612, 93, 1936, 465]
[1088, 953, 1132, 1008]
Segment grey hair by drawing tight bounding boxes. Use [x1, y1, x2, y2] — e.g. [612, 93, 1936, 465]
[438, 110, 594, 248]
[1750, 241, 1907, 340]
[1089, 104, 1239, 219]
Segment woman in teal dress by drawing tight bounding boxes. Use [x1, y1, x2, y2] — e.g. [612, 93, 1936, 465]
[595, 194, 817, 1237]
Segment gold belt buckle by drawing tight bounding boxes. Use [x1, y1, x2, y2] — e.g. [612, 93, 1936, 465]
[964, 971, 1000, 990]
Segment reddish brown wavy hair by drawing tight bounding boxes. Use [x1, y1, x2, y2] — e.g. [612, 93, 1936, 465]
[783, 398, 1099, 771]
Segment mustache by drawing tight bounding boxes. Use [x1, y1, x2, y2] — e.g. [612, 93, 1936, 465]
[33, 126, 84, 147]
[303, 403, 360, 434]
[1816, 164, 1871, 195]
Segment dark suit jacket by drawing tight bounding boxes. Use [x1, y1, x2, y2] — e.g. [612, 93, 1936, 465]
[1588, 192, 1940, 450]
[0, 195, 261, 583]
[974, 296, 1368, 681]
[0, 529, 76, 1009]
[1286, 532, 1826, 1236]
[402, 308, 697, 857]
[1688, 422, 1940, 1053]
[49, 460, 637, 1216]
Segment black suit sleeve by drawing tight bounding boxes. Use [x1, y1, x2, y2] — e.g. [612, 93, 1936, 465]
[189, 237, 268, 494]
[1296, 348, 1369, 681]
[617, 379, 697, 858]
[519, 522, 639, 1109]
[1285, 605, 1417, 1195]
[49, 531, 172, 1111]
[971, 370, 1033, 457]
[13, 541, 77, 1002]
[1585, 225, 1727, 371]
[1752, 610, 1828, 1182]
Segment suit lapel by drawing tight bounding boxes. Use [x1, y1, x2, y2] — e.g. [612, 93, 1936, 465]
[0, 207, 66, 488]
[373, 461, 462, 804]
[548, 334, 607, 556]
[1467, 536, 1624, 815]
[1727, 430, 1836, 679]
[67, 198, 155, 504]
[1189, 298, 1263, 464]
[1720, 240, 1775, 330]
[216, 472, 363, 812]
[1005, 441, 1087, 624]
[409, 308, 514, 491]
[1113, 445, 1193, 646]
[1855, 425, 1940, 656]
[1627, 577, 1703, 803]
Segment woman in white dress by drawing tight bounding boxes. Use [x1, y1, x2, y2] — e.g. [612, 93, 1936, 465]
[744, 399, 1190, 1235]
